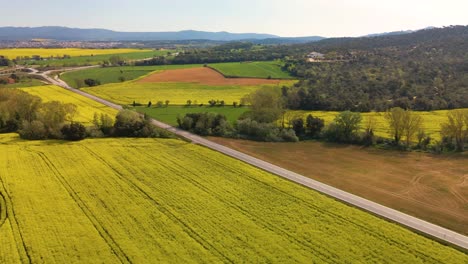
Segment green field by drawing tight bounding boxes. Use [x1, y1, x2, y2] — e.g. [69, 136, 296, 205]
[0, 133, 465, 262]
[208, 61, 293, 79]
[0, 77, 44, 88]
[17, 50, 175, 67]
[61, 64, 201, 88]
[82, 81, 285, 106]
[136, 105, 249, 125]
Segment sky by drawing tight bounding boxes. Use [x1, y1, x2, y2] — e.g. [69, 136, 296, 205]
[2, 0, 467, 37]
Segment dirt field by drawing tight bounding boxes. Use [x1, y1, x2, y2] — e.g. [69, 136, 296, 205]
[138, 67, 282, 85]
[209, 137, 468, 235]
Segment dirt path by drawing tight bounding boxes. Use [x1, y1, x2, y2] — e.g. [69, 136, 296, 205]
[138, 67, 281, 85]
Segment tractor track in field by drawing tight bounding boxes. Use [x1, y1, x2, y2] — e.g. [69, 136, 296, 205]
[26, 147, 131, 264]
[0, 175, 32, 264]
[142, 151, 338, 262]
[0, 189, 7, 228]
[80, 145, 235, 263]
[189, 150, 440, 262]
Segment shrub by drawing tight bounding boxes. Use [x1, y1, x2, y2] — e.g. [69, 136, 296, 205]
[19, 120, 47, 140]
[61, 122, 87, 141]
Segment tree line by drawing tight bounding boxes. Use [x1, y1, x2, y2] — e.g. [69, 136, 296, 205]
[0, 89, 172, 140]
[177, 87, 468, 152]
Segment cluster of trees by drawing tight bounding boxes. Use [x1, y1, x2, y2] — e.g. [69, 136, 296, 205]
[176, 112, 298, 142]
[0, 56, 12, 66]
[0, 89, 80, 139]
[74, 78, 101, 88]
[136, 42, 293, 66]
[102, 55, 126, 66]
[177, 113, 232, 136]
[440, 110, 468, 152]
[0, 89, 171, 141]
[281, 26, 468, 111]
[177, 87, 298, 142]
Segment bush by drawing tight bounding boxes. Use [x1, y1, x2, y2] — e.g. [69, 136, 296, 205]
[177, 113, 232, 136]
[113, 109, 167, 138]
[19, 120, 47, 140]
[84, 78, 101, 87]
[235, 118, 297, 142]
[61, 122, 87, 141]
[306, 114, 325, 137]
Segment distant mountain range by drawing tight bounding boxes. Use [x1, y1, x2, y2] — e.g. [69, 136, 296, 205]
[0, 26, 279, 41]
[0, 26, 440, 43]
[0, 26, 281, 41]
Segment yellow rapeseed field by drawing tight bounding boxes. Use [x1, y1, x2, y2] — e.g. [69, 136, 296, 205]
[21, 85, 118, 124]
[0, 48, 151, 59]
[286, 109, 467, 141]
[0, 134, 465, 262]
[82, 81, 294, 106]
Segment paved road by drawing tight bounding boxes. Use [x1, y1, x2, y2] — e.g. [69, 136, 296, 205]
[36, 71, 468, 251]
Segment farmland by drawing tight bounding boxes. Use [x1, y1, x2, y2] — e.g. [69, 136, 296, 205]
[285, 109, 468, 141]
[0, 77, 44, 88]
[0, 134, 465, 263]
[209, 137, 468, 236]
[208, 61, 294, 79]
[61, 64, 201, 88]
[135, 105, 248, 125]
[82, 67, 294, 105]
[20, 85, 118, 124]
[0, 48, 152, 59]
[15, 50, 175, 67]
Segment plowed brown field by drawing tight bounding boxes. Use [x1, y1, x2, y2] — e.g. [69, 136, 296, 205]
[138, 67, 281, 85]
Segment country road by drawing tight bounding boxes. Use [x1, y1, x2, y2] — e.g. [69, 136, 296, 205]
[34, 70, 468, 251]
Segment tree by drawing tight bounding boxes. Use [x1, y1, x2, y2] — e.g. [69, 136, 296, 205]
[334, 111, 362, 142]
[242, 87, 284, 123]
[84, 79, 100, 87]
[291, 118, 305, 136]
[305, 114, 324, 137]
[165, 100, 170, 107]
[61, 122, 87, 141]
[441, 110, 468, 151]
[385, 107, 406, 145]
[109, 55, 125, 66]
[186, 100, 192, 107]
[37, 101, 76, 138]
[156, 101, 164, 108]
[19, 120, 47, 140]
[385, 107, 423, 147]
[402, 111, 423, 148]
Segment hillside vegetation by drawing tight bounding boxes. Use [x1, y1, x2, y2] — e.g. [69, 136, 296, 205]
[0, 134, 465, 262]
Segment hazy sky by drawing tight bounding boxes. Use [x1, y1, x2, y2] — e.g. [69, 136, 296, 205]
[2, 0, 467, 37]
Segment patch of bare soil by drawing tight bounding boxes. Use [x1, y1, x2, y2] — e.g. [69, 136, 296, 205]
[138, 67, 281, 86]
